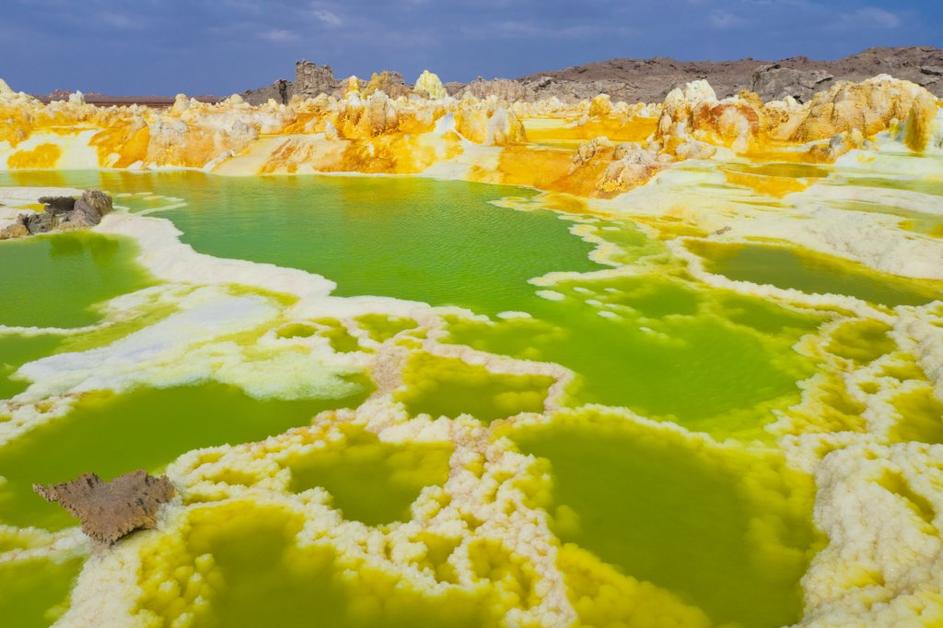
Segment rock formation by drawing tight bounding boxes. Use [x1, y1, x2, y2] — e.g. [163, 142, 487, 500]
[293, 60, 338, 100]
[363, 71, 410, 98]
[1, 68, 939, 197]
[0, 190, 113, 239]
[34, 471, 175, 545]
[750, 65, 835, 102]
[243, 61, 338, 105]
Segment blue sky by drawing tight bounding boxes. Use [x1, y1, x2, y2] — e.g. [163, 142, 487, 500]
[2, 0, 940, 95]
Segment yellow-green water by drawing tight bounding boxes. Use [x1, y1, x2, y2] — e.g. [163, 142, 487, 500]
[1, 167, 941, 627]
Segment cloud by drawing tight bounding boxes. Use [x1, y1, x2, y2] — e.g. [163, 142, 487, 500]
[311, 8, 342, 27]
[845, 6, 900, 28]
[258, 28, 300, 42]
[709, 10, 746, 29]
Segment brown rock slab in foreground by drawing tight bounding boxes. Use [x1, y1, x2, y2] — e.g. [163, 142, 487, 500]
[34, 471, 175, 545]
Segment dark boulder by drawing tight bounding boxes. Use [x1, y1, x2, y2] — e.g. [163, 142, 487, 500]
[38, 195, 76, 214]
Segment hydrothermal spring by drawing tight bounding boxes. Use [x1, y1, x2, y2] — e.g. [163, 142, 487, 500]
[1, 152, 943, 628]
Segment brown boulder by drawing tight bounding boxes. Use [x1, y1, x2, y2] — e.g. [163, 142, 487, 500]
[0, 221, 29, 240]
[34, 471, 176, 545]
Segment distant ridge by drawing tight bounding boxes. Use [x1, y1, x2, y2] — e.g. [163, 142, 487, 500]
[30, 46, 943, 105]
[512, 46, 943, 102]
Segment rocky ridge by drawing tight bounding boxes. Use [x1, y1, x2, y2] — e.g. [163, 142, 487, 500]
[243, 46, 943, 105]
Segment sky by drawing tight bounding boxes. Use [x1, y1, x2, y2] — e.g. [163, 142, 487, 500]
[1, 0, 941, 95]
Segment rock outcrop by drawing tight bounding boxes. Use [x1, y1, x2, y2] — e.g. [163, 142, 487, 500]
[34, 471, 175, 545]
[243, 61, 338, 105]
[0, 190, 113, 239]
[243, 78, 291, 106]
[457, 78, 536, 102]
[293, 60, 338, 100]
[751, 65, 835, 102]
[363, 71, 410, 98]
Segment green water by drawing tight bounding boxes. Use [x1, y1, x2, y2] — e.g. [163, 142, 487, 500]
[285, 425, 452, 525]
[355, 314, 418, 342]
[4, 167, 936, 626]
[137, 503, 485, 628]
[445, 275, 819, 435]
[688, 240, 942, 306]
[0, 556, 84, 627]
[826, 319, 896, 364]
[891, 386, 943, 444]
[0, 231, 153, 328]
[397, 352, 554, 423]
[0, 334, 60, 400]
[0, 171, 601, 315]
[0, 382, 370, 530]
[513, 410, 819, 628]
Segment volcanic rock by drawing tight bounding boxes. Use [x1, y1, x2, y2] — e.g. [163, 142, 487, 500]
[294, 60, 337, 99]
[243, 78, 291, 106]
[457, 77, 535, 102]
[38, 195, 76, 214]
[514, 46, 943, 102]
[0, 190, 113, 239]
[751, 65, 835, 102]
[34, 471, 175, 545]
[24, 212, 56, 234]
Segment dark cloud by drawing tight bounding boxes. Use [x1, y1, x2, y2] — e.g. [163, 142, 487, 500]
[1, 0, 939, 94]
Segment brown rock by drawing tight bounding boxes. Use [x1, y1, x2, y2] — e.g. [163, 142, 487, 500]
[34, 471, 175, 545]
[243, 79, 291, 106]
[751, 64, 834, 102]
[363, 71, 410, 98]
[294, 60, 337, 99]
[0, 221, 29, 240]
[79, 190, 113, 216]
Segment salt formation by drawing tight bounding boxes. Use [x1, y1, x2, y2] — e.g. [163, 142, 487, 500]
[414, 70, 447, 100]
[1, 73, 937, 190]
[0, 69, 941, 627]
